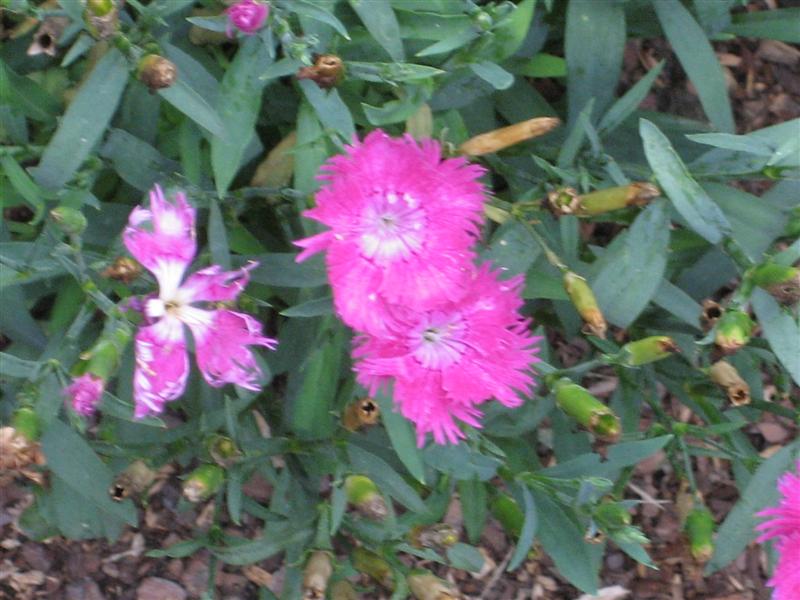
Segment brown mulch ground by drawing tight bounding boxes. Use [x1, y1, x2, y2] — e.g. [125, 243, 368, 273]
[2, 2, 799, 599]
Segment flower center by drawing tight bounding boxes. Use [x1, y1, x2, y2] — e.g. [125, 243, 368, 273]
[410, 312, 467, 369]
[359, 190, 426, 263]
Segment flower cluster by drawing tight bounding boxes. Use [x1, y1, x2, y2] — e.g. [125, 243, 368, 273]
[756, 461, 800, 600]
[226, 0, 269, 37]
[295, 131, 539, 445]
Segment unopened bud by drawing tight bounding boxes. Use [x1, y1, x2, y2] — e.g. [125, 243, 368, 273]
[708, 360, 750, 406]
[620, 336, 678, 366]
[700, 299, 723, 331]
[102, 256, 142, 283]
[183, 464, 225, 502]
[407, 571, 458, 600]
[489, 494, 523, 538]
[87, 0, 114, 16]
[594, 501, 632, 530]
[345, 475, 387, 520]
[110, 460, 158, 501]
[297, 54, 345, 89]
[352, 547, 393, 589]
[302, 551, 333, 600]
[554, 378, 620, 442]
[459, 117, 561, 156]
[714, 309, 754, 354]
[208, 435, 241, 467]
[330, 580, 358, 600]
[409, 523, 459, 550]
[11, 407, 41, 442]
[549, 183, 660, 217]
[51, 206, 87, 236]
[684, 505, 715, 563]
[85, 325, 132, 382]
[85, 0, 119, 39]
[749, 262, 800, 305]
[138, 55, 178, 92]
[563, 271, 607, 338]
[342, 397, 380, 431]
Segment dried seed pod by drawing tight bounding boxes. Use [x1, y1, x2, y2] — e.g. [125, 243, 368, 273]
[84, 0, 119, 39]
[0, 425, 46, 485]
[302, 551, 333, 599]
[352, 547, 394, 589]
[409, 523, 459, 550]
[700, 299, 723, 331]
[459, 117, 560, 156]
[137, 55, 178, 92]
[110, 460, 158, 501]
[208, 435, 241, 467]
[548, 183, 660, 217]
[102, 256, 143, 283]
[345, 475, 388, 520]
[329, 580, 358, 600]
[749, 262, 800, 305]
[342, 397, 380, 431]
[297, 54, 345, 89]
[28, 15, 69, 57]
[407, 571, 460, 600]
[708, 360, 750, 406]
[563, 271, 607, 339]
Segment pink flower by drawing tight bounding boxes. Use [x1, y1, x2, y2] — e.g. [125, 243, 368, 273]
[65, 374, 105, 416]
[354, 265, 539, 445]
[757, 461, 800, 599]
[124, 185, 277, 418]
[226, 0, 269, 37]
[294, 130, 488, 335]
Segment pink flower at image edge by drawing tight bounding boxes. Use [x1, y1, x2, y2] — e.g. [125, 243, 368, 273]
[226, 0, 269, 37]
[124, 185, 277, 418]
[756, 460, 800, 600]
[65, 374, 105, 416]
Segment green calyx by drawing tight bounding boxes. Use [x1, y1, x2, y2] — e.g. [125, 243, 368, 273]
[554, 378, 620, 441]
[490, 493, 523, 538]
[621, 336, 678, 366]
[684, 506, 715, 562]
[563, 271, 607, 338]
[714, 310, 755, 354]
[12, 407, 42, 442]
[51, 206, 88, 236]
[749, 262, 800, 305]
[183, 464, 225, 502]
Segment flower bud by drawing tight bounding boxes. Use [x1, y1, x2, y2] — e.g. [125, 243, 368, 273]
[102, 256, 142, 283]
[226, 0, 270, 37]
[409, 523, 459, 550]
[11, 407, 41, 442]
[549, 183, 660, 217]
[489, 493, 523, 538]
[302, 551, 333, 600]
[65, 373, 105, 416]
[352, 547, 393, 589]
[183, 464, 225, 502]
[297, 54, 345, 89]
[344, 475, 387, 520]
[714, 309, 754, 354]
[459, 117, 560, 156]
[708, 360, 750, 406]
[87, 0, 114, 16]
[110, 460, 158, 501]
[342, 397, 380, 431]
[50, 206, 87, 236]
[563, 271, 607, 339]
[208, 435, 241, 467]
[330, 581, 358, 600]
[84, 0, 118, 38]
[684, 505, 715, 563]
[137, 55, 178, 92]
[593, 501, 632, 530]
[620, 336, 679, 366]
[407, 570, 458, 600]
[749, 262, 800, 305]
[554, 378, 620, 442]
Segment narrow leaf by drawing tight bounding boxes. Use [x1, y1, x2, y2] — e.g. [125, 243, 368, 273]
[375, 388, 426, 484]
[348, 0, 404, 61]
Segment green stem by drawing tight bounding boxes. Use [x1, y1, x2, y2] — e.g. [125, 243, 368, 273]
[519, 220, 568, 271]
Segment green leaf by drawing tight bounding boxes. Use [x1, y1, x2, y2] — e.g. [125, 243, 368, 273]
[100, 129, 180, 191]
[147, 538, 206, 558]
[727, 9, 800, 43]
[508, 53, 567, 78]
[653, 0, 734, 133]
[707, 442, 799, 573]
[415, 27, 478, 57]
[211, 524, 313, 565]
[159, 78, 226, 137]
[751, 290, 800, 386]
[566, 0, 625, 123]
[280, 296, 333, 318]
[294, 100, 329, 195]
[291, 0, 351, 39]
[457, 478, 487, 544]
[686, 133, 774, 156]
[0, 155, 46, 223]
[0, 352, 40, 379]
[446, 543, 485, 572]
[287, 335, 338, 439]
[211, 37, 272, 196]
[375, 388, 426, 484]
[591, 200, 670, 328]
[347, 443, 426, 512]
[347, 62, 444, 83]
[481, 220, 541, 276]
[0, 62, 59, 122]
[640, 119, 731, 244]
[598, 61, 664, 135]
[470, 61, 514, 90]
[299, 80, 355, 140]
[558, 98, 594, 167]
[488, 0, 536, 62]
[249, 253, 328, 287]
[31, 49, 129, 191]
[653, 280, 702, 330]
[507, 484, 537, 571]
[349, 0, 404, 61]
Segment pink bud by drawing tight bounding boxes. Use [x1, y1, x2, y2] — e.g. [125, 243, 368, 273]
[65, 374, 105, 416]
[226, 0, 269, 37]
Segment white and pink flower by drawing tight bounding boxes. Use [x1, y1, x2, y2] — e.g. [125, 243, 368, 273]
[65, 374, 105, 416]
[124, 185, 277, 418]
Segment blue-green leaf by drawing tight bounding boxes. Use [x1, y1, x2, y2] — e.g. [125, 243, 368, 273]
[375, 388, 426, 484]
[349, 0, 404, 61]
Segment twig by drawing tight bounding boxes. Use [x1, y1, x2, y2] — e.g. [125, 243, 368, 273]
[478, 547, 514, 600]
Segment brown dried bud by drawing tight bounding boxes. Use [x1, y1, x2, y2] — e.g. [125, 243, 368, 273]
[138, 55, 178, 92]
[297, 54, 345, 89]
[102, 257, 142, 283]
[700, 300, 723, 331]
[342, 397, 380, 431]
[28, 16, 69, 57]
[549, 183, 661, 217]
[85, 0, 119, 39]
[459, 117, 561, 156]
[708, 360, 751, 406]
[409, 523, 459, 550]
[302, 551, 333, 600]
[407, 571, 459, 600]
[109, 460, 158, 501]
[0, 426, 46, 486]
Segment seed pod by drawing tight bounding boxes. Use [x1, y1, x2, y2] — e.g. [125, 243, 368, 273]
[250, 131, 297, 189]
[208, 435, 241, 467]
[700, 299, 723, 331]
[708, 360, 750, 406]
[620, 336, 679, 366]
[102, 256, 142, 283]
[0, 425, 46, 485]
[409, 523, 459, 550]
[297, 54, 345, 89]
[345, 475, 388, 520]
[684, 505, 715, 563]
[84, 0, 119, 39]
[563, 271, 607, 339]
[183, 464, 225, 502]
[27, 15, 69, 57]
[302, 551, 333, 600]
[352, 547, 394, 589]
[548, 183, 660, 217]
[554, 378, 621, 442]
[459, 117, 561, 156]
[110, 460, 158, 501]
[489, 494, 523, 538]
[714, 310, 755, 354]
[51, 206, 87, 236]
[407, 571, 459, 600]
[137, 55, 178, 92]
[330, 580, 358, 600]
[342, 397, 380, 431]
[749, 262, 800, 305]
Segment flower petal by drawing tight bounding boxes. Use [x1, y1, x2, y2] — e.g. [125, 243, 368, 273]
[187, 309, 277, 390]
[133, 317, 189, 418]
[179, 261, 258, 303]
[64, 374, 105, 417]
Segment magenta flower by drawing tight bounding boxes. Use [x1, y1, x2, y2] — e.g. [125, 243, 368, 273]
[354, 265, 539, 445]
[65, 374, 105, 416]
[226, 0, 269, 37]
[124, 185, 277, 418]
[757, 461, 800, 600]
[294, 130, 488, 335]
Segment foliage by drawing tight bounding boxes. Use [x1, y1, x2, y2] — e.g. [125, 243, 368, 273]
[1, 0, 798, 596]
